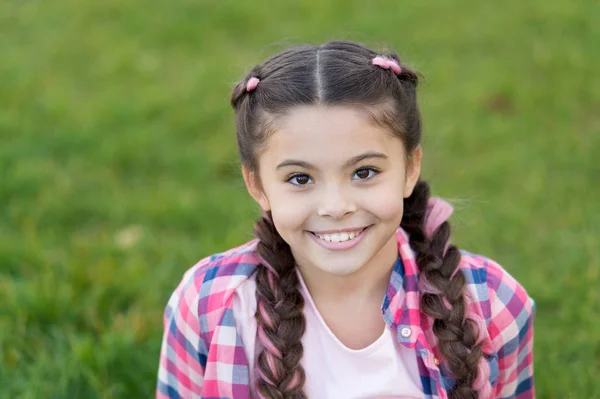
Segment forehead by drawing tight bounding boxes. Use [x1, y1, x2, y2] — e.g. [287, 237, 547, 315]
[261, 105, 407, 166]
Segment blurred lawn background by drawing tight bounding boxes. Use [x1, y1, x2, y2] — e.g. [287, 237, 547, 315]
[1, 0, 598, 397]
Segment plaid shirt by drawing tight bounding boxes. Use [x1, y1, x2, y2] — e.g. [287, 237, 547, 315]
[157, 228, 535, 399]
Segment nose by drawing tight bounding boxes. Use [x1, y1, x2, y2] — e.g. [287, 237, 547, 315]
[317, 183, 357, 219]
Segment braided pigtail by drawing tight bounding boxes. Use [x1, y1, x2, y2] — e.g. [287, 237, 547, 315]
[401, 181, 489, 399]
[253, 212, 307, 399]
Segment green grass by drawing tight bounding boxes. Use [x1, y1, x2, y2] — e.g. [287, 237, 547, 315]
[1, 0, 599, 397]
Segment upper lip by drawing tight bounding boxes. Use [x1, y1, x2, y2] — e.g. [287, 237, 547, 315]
[311, 226, 369, 235]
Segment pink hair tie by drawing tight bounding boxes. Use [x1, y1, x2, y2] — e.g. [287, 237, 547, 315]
[372, 56, 402, 75]
[424, 197, 454, 240]
[246, 77, 260, 92]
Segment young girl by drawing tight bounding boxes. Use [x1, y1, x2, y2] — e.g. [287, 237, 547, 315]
[157, 41, 535, 399]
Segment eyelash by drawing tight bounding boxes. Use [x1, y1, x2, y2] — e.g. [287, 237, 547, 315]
[285, 166, 381, 187]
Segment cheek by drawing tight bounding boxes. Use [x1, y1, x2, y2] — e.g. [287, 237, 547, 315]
[360, 180, 406, 220]
[268, 191, 311, 233]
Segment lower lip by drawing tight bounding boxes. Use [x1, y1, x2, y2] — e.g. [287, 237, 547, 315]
[308, 226, 372, 251]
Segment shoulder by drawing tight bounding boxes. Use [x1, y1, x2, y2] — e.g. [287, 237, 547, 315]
[457, 250, 535, 315]
[164, 238, 261, 344]
[456, 251, 536, 350]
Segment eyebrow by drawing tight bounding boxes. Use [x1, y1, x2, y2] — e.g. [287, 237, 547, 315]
[275, 151, 389, 171]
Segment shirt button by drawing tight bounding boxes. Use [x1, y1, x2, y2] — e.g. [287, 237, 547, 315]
[400, 327, 412, 338]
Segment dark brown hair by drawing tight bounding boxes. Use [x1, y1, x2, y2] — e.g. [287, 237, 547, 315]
[230, 40, 484, 399]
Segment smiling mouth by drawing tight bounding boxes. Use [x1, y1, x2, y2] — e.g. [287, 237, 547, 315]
[309, 226, 369, 243]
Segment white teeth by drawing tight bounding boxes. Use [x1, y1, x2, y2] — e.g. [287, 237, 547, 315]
[315, 229, 363, 243]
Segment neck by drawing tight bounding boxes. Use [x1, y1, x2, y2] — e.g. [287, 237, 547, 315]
[296, 232, 398, 304]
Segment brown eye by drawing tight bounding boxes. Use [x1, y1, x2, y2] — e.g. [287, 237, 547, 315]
[296, 175, 309, 185]
[356, 169, 370, 179]
[352, 167, 379, 180]
[288, 174, 313, 186]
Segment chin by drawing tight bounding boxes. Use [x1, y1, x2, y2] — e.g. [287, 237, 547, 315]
[317, 261, 365, 276]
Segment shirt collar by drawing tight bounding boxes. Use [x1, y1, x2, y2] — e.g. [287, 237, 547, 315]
[381, 227, 425, 350]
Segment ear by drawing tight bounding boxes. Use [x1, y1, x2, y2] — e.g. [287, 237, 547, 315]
[242, 165, 271, 211]
[403, 145, 422, 198]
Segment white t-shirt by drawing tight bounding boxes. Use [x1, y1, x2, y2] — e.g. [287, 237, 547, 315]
[232, 270, 425, 399]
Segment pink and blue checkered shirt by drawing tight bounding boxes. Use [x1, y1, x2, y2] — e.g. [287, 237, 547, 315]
[157, 228, 535, 398]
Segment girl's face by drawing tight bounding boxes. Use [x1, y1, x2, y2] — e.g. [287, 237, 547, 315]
[243, 105, 421, 277]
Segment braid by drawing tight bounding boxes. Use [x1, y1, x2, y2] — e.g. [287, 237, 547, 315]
[253, 212, 307, 399]
[401, 181, 485, 399]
